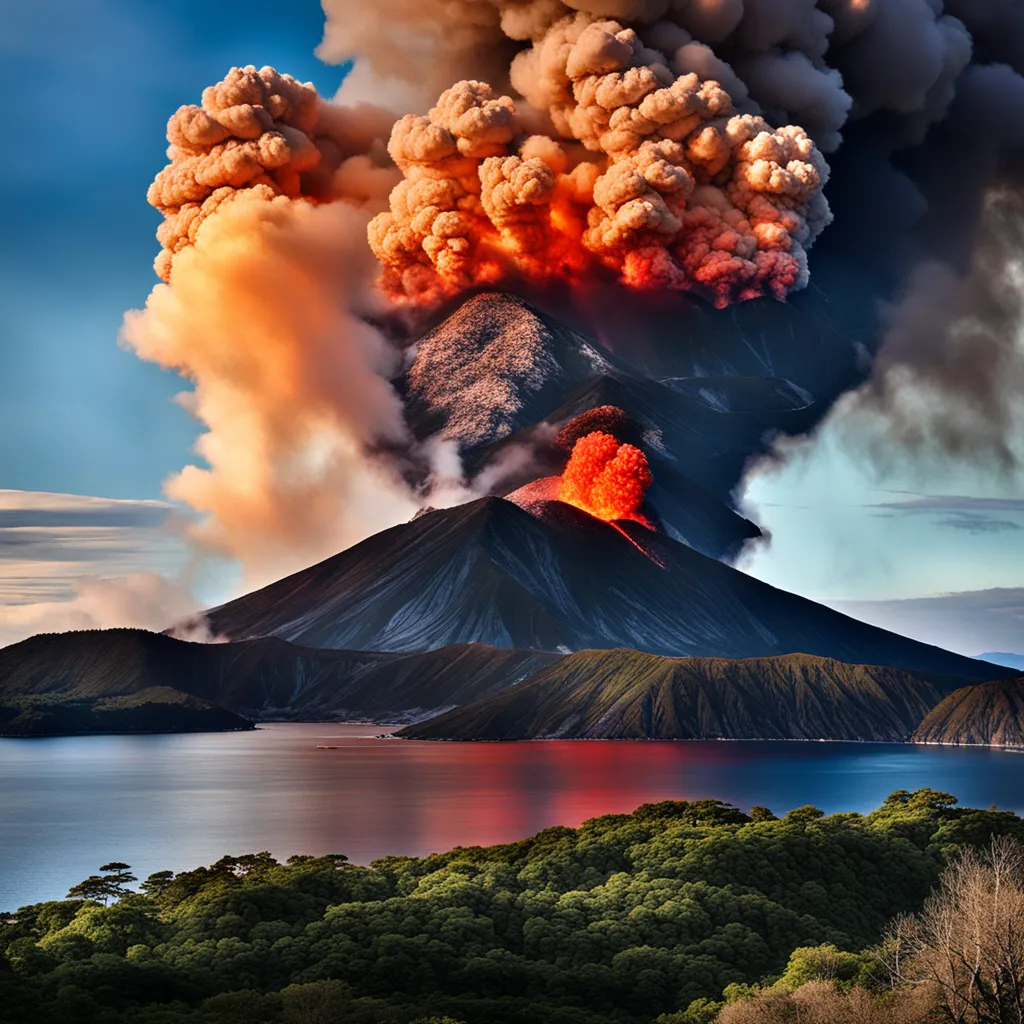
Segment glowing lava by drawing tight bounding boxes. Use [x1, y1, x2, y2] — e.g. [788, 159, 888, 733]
[559, 431, 653, 523]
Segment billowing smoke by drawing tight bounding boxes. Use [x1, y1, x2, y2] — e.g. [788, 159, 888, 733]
[317, 0, 1024, 473]
[125, 66, 428, 586]
[367, 22, 831, 307]
[559, 431, 653, 521]
[772, 182, 1024, 478]
[318, 0, 974, 154]
[146, 65, 398, 281]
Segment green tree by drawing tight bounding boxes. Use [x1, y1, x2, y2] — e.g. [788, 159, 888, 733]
[785, 805, 826, 822]
[140, 870, 175, 898]
[66, 863, 137, 905]
[774, 944, 866, 991]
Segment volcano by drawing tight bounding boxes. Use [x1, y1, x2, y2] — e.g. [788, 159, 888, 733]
[203, 496, 1004, 681]
[190, 291, 1006, 689]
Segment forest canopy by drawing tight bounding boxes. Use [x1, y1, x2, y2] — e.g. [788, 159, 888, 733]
[3, 789, 1023, 1024]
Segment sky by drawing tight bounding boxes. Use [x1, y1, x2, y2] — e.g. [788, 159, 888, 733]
[0, 0, 346, 499]
[0, 0, 1021, 655]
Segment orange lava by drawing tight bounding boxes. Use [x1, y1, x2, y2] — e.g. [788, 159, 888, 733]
[559, 431, 653, 523]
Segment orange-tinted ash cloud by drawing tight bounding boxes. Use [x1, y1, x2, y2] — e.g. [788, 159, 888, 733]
[367, 18, 830, 309]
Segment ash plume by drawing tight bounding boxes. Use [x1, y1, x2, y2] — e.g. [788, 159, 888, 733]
[318, 0, 1024, 473]
[127, 0, 1024, 586]
[126, 66, 428, 585]
[367, 23, 831, 307]
[147, 64, 398, 282]
[794, 183, 1024, 476]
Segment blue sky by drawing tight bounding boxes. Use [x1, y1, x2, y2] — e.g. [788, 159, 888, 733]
[0, 0, 1020, 653]
[0, 0, 346, 499]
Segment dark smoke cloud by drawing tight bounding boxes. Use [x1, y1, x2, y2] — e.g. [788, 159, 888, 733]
[844, 184, 1024, 473]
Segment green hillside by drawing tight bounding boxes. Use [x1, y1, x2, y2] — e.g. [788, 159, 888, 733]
[0, 686, 252, 737]
[400, 649, 969, 741]
[914, 676, 1024, 747]
[3, 790, 1022, 1024]
[0, 629, 557, 734]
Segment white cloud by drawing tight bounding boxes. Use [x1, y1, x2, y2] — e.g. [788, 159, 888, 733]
[0, 573, 200, 648]
[0, 490, 193, 647]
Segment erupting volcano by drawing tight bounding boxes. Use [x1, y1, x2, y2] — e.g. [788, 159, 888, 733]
[113, 0, 1024, 684]
[559, 430, 653, 523]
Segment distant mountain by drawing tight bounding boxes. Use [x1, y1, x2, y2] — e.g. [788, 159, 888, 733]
[0, 629, 557, 729]
[978, 652, 1024, 672]
[399, 650, 967, 742]
[913, 677, 1024, 748]
[204, 497, 1008, 681]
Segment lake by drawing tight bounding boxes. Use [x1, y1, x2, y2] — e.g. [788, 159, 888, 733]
[3, 723, 1023, 910]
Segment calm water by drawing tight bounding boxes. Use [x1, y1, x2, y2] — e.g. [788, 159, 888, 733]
[3, 723, 1024, 910]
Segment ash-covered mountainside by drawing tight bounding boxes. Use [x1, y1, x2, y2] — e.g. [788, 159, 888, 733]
[399, 293, 855, 561]
[0, 629, 558, 726]
[914, 677, 1024, 748]
[204, 497, 1007, 681]
[399, 650, 969, 742]
[402, 293, 626, 450]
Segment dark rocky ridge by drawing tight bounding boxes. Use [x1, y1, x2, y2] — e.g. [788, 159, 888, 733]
[913, 677, 1024, 747]
[399, 650, 971, 742]
[0, 629, 558, 731]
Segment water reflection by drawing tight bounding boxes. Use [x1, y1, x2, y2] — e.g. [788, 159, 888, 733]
[2, 724, 1023, 909]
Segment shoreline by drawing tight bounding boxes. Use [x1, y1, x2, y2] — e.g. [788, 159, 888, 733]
[6, 719, 1024, 753]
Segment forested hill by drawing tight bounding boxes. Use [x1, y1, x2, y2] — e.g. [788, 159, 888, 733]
[2, 790, 1022, 1024]
[400, 650, 972, 741]
[914, 677, 1024, 747]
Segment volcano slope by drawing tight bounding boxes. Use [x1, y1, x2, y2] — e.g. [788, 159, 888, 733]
[0, 629, 557, 728]
[203, 497, 1007, 681]
[399, 650, 970, 742]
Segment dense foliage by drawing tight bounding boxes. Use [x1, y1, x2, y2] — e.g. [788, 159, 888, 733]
[3, 789, 1022, 1024]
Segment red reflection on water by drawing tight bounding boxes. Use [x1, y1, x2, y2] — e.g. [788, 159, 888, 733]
[358, 739, 716, 855]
